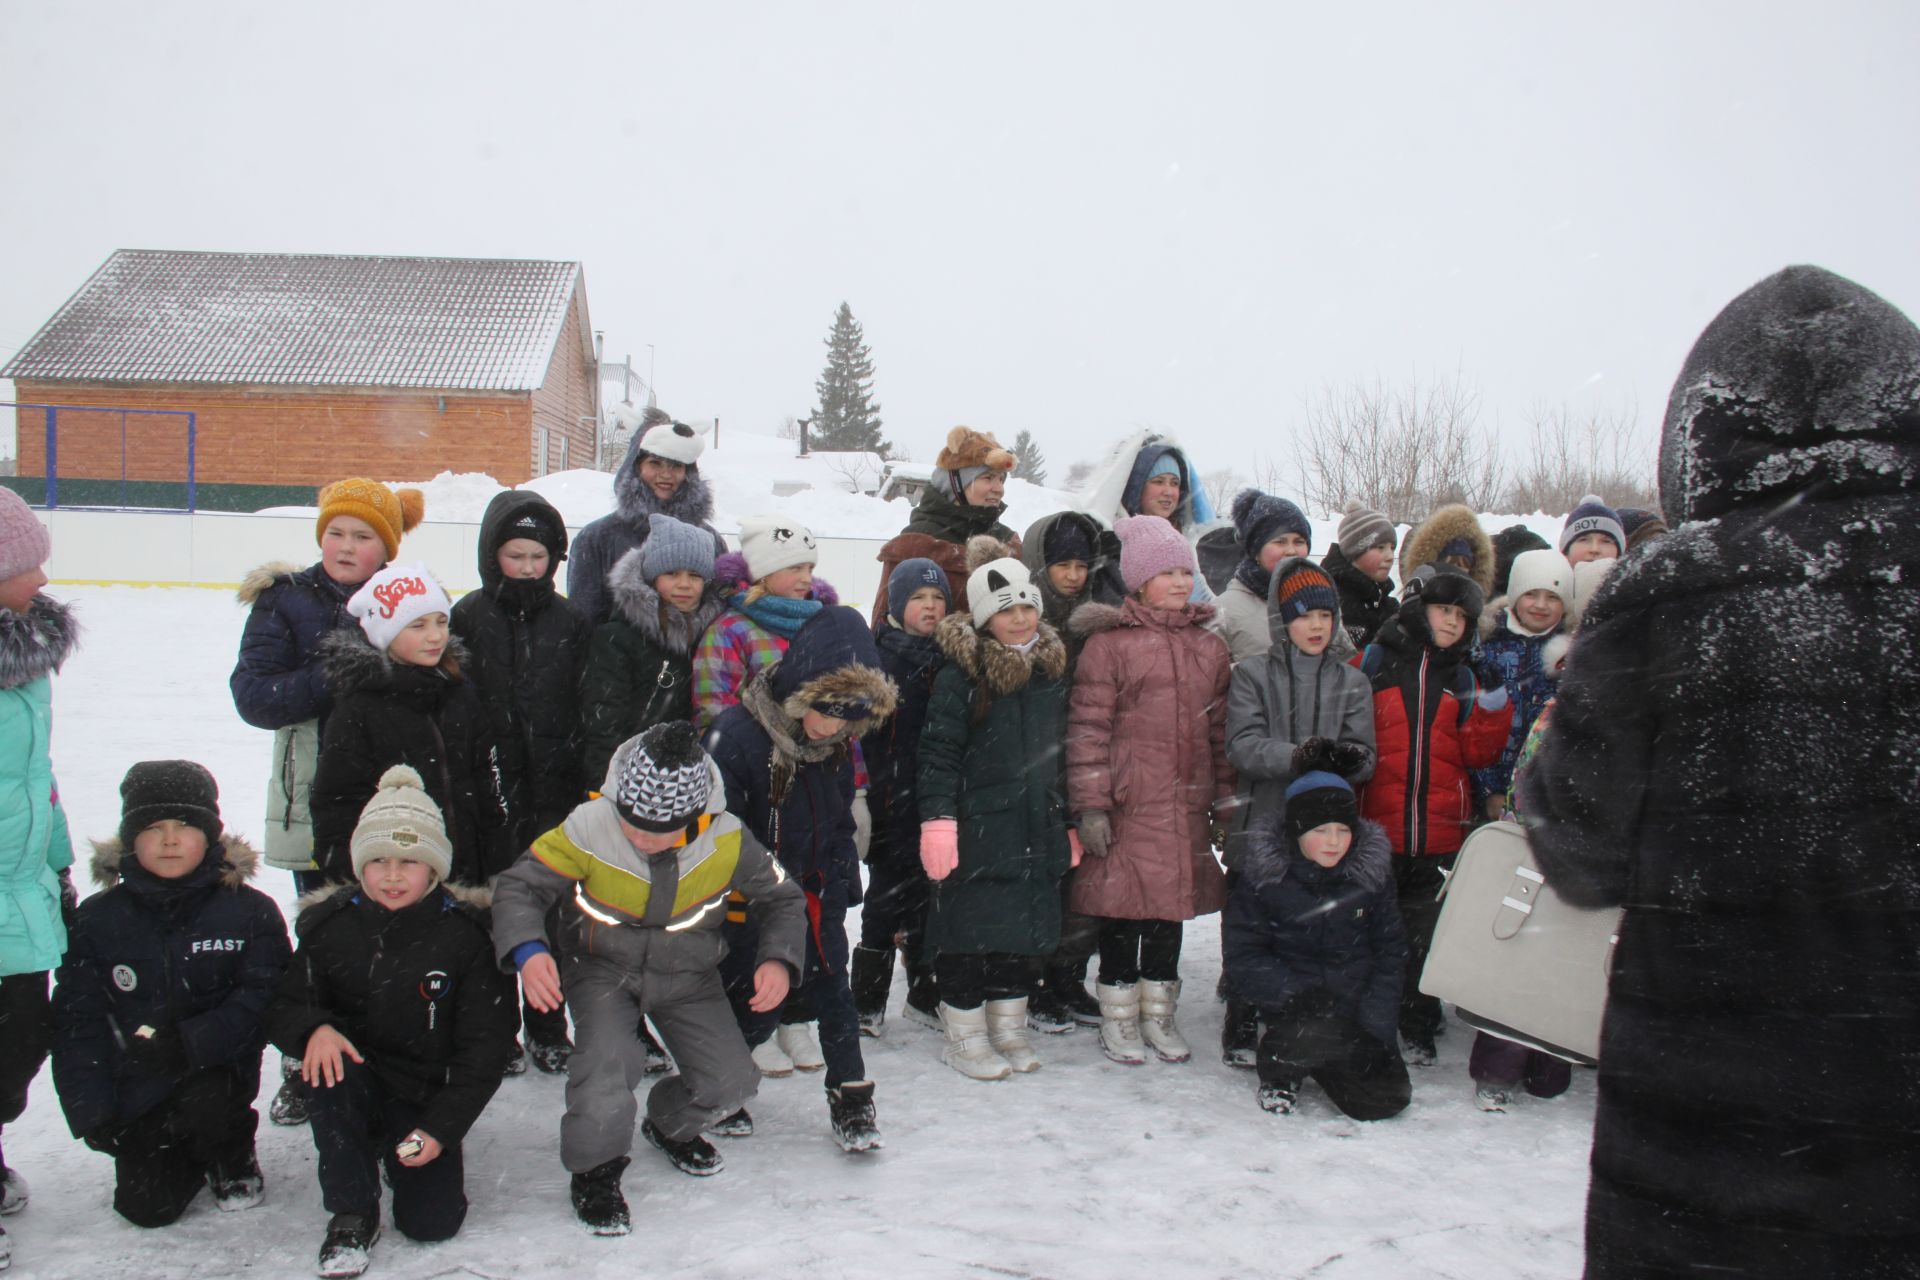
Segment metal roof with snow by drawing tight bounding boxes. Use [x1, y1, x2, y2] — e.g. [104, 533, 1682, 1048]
[1, 249, 583, 390]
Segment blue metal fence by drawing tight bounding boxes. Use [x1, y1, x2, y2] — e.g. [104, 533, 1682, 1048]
[2, 401, 198, 510]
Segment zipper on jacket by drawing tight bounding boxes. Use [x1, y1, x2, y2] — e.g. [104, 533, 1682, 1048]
[1407, 652, 1428, 855]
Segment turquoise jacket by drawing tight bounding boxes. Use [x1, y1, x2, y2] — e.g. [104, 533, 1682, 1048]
[0, 595, 78, 977]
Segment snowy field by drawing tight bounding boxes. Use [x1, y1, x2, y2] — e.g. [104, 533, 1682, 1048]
[5, 584, 1596, 1280]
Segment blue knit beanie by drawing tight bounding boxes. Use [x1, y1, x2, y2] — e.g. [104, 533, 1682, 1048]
[886, 557, 952, 625]
[1560, 494, 1625, 556]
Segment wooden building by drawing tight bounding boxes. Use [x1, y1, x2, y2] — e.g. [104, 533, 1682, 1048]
[2, 249, 598, 510]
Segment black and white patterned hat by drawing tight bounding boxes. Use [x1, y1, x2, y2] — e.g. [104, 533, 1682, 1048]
[612, 721, 714, 833]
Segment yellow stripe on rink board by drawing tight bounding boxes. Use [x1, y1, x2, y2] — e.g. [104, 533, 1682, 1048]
[50, 579, 240, 589]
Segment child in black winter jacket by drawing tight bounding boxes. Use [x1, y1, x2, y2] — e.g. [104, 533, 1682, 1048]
[449, 491, 591, 1076]
[852, 557, 951, 1036]
[1222, 760, 1411, 1120]
[269, 767, 517, 1279]
[52, 762, 290, 1228]
[310, 563, 501, 887]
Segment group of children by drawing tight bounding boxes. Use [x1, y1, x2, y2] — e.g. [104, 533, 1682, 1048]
[0, 407, 1654, 1274]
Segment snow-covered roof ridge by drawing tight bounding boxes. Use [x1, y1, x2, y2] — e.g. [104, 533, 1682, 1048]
[1, 248, 582, 390]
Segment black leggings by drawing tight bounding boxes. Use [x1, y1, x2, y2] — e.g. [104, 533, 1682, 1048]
[1096, 919, 1183, 984]
[935, 953, 1041, 1011]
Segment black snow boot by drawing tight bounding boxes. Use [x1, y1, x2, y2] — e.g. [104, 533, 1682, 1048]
[638, 1019, 671, 1075]
[528, 1036, 573, 1075]
[901, 961, 941, 1030]
[828, 1081, 883, 1153]
[1047, 965, 1103, 1028]
[207, 1146, 265, 1211]
[643, 1119, 724, 1176]
[269, 1056, 309, 1126]
[1027, 981, 1075, 1034]
[708, 1108, 753, 1138]
[851, 944, 894, 1036]
[1221, 999, 1259, 1069]
[570, 1156, 632, 1236]
[502, 1037, 529, 1076]
[317, 1213, 380, 1278]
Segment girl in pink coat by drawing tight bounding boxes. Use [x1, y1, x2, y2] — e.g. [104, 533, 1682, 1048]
[1067, 515, 1236, 1066]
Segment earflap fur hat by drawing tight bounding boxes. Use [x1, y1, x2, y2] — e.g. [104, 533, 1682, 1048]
[638, 417, 709, 466]
[611, 721, 715, 833]
[315, 478, 426, 562]
[348, 562, 453, 653]
[118, 760, 223, 851]
[739, 516, 818, 581]
[1114, 514, 1197, 594]
[1411, 564, 1486, 628]
[351, 765, 453, 882]
[0, 488, 52, 581]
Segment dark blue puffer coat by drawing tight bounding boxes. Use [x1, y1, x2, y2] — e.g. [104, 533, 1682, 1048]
[1221, 817, 1406, 1048]
[230, 561, 361, 731]
[859, 624, 944, 871]
[51, 836, 290, 1141]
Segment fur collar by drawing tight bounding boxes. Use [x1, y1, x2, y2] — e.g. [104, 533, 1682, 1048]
[319, 627, 470, 695]
[0, 595, 78, 690]
[1244, 819, 1392, 896]
[933, 613, 1067, 694]
[294, 878, 494, 935]
[89, 832, 262, 890]
[1399, 504, 1495, 598]
[607, 546, 726, 656]
[1068, 597, 1217, 638]
[740, 674, 851, 805]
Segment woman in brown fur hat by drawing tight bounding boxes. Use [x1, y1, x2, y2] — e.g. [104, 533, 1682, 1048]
[870, 427, 1021, 628]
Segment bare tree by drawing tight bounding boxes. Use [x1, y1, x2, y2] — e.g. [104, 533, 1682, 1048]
[820, 452, 884, 495]
[1501, 404, 1659, 515]
[1285, 372, 1506, 522]
[776, 414, 802, 441]
[1199, 467, 1247, 515]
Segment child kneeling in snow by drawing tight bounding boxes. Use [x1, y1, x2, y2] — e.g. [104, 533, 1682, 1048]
[1221, 760, 1411, 1119]
[268, 768, 517, 1279]
[53, 762, 290, 1227]
[490, 722, 806, 1235]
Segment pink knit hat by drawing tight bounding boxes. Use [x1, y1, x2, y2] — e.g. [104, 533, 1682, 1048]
[0, 489, 52, 582]
[1114, 514, 1197, 593]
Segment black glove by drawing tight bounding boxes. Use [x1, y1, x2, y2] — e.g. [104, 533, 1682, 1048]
[1329, 740, 1372, 779]
[1290, 737, 1338, 776]
[123, 1025, 191, 1076]
[57, 866, 79, 932]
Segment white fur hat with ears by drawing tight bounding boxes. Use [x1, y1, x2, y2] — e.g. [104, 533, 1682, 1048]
[739, 516, 818, 581]
[967, 556, 1044, 628]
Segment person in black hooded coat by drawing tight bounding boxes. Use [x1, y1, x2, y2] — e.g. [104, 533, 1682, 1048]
[1521, 265, 1920, 1278]
[450, 490, 591, 858]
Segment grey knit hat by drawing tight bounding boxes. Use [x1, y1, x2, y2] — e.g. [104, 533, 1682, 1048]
[640, 513, 717, 582]
[1337, 500, 1396, 559]
[350, 765, 454, 882]
[611, 721, 715, 834]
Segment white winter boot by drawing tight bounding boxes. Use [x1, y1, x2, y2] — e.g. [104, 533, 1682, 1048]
[984, 998, 1042, 1073]
[776, 1021, 826, 1072]
[1096, 982, 1148, 1066]
[1138, 979, 1192, 1063]
[751, 1035, 794, 1078]
[939, 1003, 1013, 1081]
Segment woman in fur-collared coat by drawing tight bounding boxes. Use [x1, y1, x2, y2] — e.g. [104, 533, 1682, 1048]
[1522, 266, 1920, 1278]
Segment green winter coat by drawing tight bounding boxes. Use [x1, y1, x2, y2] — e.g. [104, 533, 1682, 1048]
[916, 614, 1073, 958]
[0, 596, 78, 977]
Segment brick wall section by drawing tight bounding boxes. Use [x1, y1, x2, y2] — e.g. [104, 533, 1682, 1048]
[528, 285, 598, 474]
[11, 382, 538, 487]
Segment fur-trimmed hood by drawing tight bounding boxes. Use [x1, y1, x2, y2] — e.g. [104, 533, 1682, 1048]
[319, 626, 471, 695]
[933, 612, 1068, 694]
[740, 658, 897, 805]
[89, 832, 262, 890]
[611, 421, 717, 531]
[1399, 504, 1495, 598]
[0, 594, 78, 690]
[236, 559, 306, 607]
[607, 545, 727, 656]
[293, 877, 494, 937]
[1067, 596, 1218, 640]
[1243, 816, 1392, 897]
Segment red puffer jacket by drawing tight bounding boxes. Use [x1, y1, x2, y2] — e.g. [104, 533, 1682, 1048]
[1354, 604, 1511, 857]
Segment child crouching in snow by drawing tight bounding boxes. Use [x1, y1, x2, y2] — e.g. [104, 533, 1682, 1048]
[916, 540, 1079, 1079]
[269, 768, 517, 1279]
[53, 762, 290, 1228]
[491, 723, 806, 1235]
[1221, 760, 1410, 1119]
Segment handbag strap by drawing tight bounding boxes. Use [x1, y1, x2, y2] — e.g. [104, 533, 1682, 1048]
[1492, 865, 1544, 940]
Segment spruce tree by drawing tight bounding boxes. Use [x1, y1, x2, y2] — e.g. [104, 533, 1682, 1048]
[1011, 429, 1049, 484]
[810, 302, 890, 454]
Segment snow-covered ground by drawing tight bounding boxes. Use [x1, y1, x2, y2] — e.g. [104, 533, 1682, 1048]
[4, 585, 1595, 1279]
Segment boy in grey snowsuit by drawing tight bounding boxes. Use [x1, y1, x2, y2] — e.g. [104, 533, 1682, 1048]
[490, 722, 804, 1236]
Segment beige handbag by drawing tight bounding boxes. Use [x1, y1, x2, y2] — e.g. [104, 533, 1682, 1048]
[1418, 820, 1621, 1065]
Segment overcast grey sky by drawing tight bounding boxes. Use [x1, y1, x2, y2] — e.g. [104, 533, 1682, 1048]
[3, 1, 1915, 479]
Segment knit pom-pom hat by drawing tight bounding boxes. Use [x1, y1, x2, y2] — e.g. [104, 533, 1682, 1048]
[1560, 494, 1625, 556]
[316, 478, 426, 562]
[351, 765, 453, 882]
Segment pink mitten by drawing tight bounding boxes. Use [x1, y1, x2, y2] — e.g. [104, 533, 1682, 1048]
[1067, 828, 1085, 868]
[920, 819, 959, 881]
